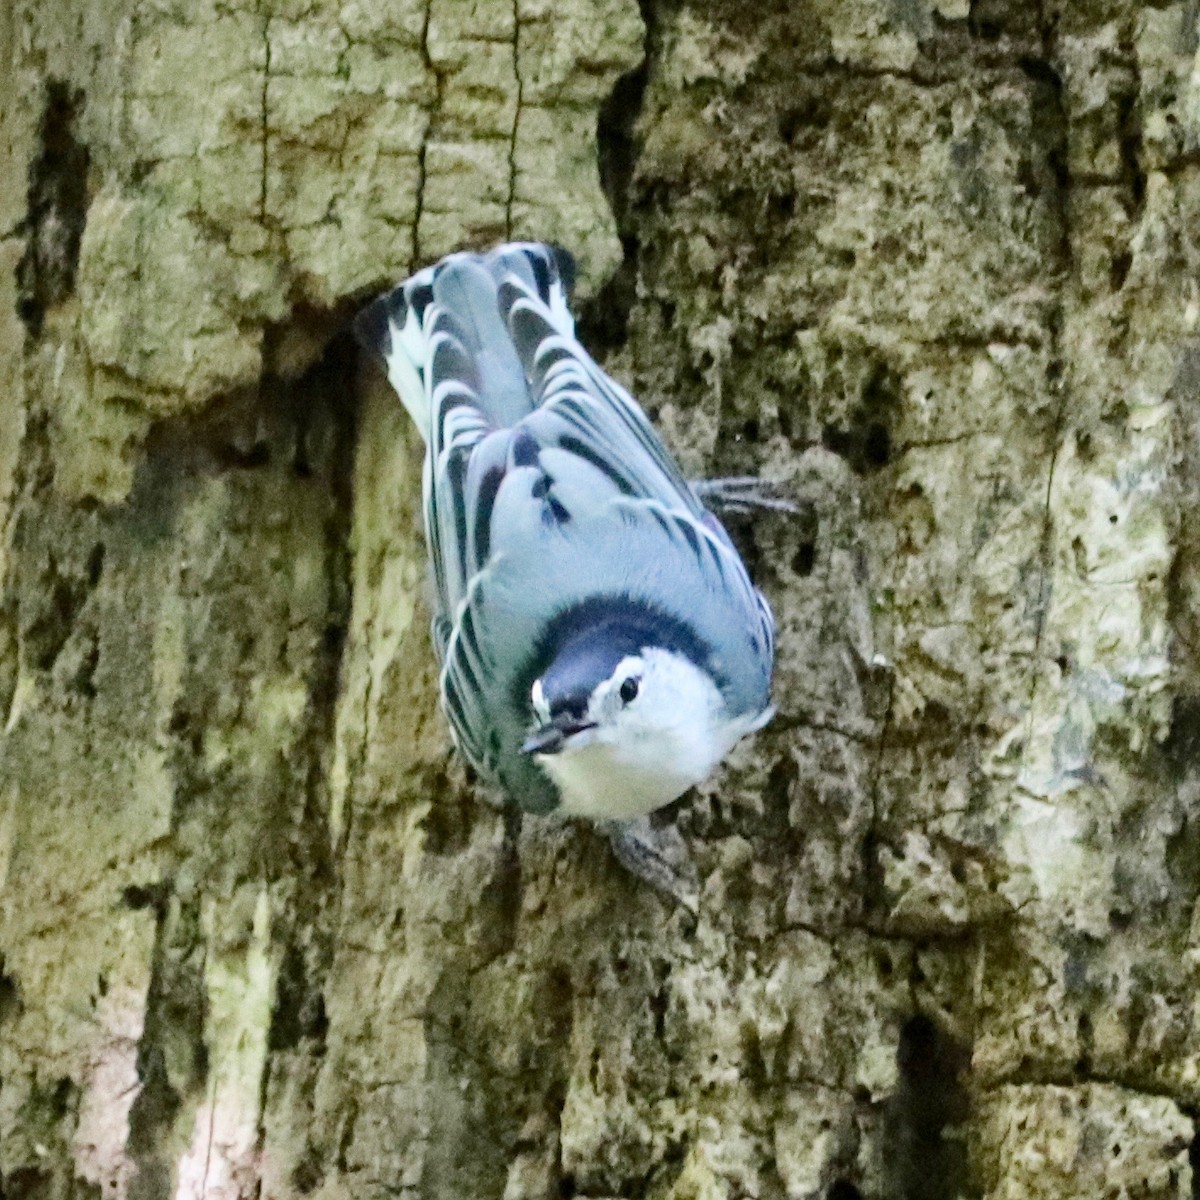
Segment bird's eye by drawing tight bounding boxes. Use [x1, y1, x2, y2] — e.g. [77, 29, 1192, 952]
[619, 676, 640, 704]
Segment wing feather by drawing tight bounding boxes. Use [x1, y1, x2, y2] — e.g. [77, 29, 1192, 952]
[497, 284, 706, 518]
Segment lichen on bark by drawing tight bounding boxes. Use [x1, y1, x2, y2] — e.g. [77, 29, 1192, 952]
[3, 0, 1200, 1198]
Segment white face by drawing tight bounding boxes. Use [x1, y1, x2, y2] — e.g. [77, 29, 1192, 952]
[528, 648, 752, 820]
[531, 653, 650, 739]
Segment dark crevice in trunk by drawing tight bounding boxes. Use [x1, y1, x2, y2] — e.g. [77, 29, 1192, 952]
[261, 320, 355, 1067]
[126, 897, 207, 1200]
[575, 0, 654, 358]
[827, 1181, 864, 1200]
[110, 314, 358, 1196]
[882, 1014, 972, 1200]
[16, 81, 90, 337]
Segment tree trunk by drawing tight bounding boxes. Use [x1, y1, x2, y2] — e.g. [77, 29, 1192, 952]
[2, 0, 1197, 1197]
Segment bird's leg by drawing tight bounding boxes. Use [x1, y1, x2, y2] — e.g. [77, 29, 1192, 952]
[603, 817, 699, 913]
[692, 476, 805, 516]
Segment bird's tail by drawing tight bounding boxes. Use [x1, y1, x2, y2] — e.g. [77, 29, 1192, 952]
[352, 243, 577, 440]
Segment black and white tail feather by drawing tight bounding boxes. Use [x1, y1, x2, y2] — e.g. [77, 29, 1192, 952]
[354, 243, 775, 819]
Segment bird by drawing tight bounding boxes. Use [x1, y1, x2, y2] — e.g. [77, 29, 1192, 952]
[353, 242, 777, 897]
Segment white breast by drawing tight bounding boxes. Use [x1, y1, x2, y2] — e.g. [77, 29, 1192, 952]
[539, 705, 764, 820]
[541, 737, 704, 819]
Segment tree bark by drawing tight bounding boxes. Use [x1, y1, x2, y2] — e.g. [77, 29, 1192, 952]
[1, 1, 1198, 1198]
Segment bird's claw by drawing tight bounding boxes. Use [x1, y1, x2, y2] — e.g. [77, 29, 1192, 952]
[692, 476, 806, 517]
[604, 817, 700, 913]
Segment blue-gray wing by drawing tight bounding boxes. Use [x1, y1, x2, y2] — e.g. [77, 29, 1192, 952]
[353, 247, 570, 623]
[496, 258, 774, 673]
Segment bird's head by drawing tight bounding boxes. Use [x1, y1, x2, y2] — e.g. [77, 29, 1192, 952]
[520, 614, 741, 818]
[523, 647, 717, 753]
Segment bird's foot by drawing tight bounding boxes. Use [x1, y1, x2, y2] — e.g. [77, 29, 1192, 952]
[603, 816, 699, 913]
[692, 476, 805, 516]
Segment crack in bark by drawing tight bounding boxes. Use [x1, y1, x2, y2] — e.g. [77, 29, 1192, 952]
[259, 14, 271, 227]
[200, 1065, 216, 1200]
[505, 0, 523, 240]
[979, 1066, 1199, 1105]
[1015, 32, 1074, 770]
[767, 711, 876, 744]
[861, 646, 896, 927]
[411, 0, 436, 271]
[1117, 18, 1147, 219]
[895, 431, 989, 453]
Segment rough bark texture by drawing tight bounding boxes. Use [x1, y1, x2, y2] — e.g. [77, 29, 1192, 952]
[2, 0, 1199, 1197]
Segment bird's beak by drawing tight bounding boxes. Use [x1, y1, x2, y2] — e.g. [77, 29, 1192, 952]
[521, 714, 596, 755]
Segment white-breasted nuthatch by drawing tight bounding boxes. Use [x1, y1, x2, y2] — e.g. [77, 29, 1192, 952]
[354, 244, 776, 880]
